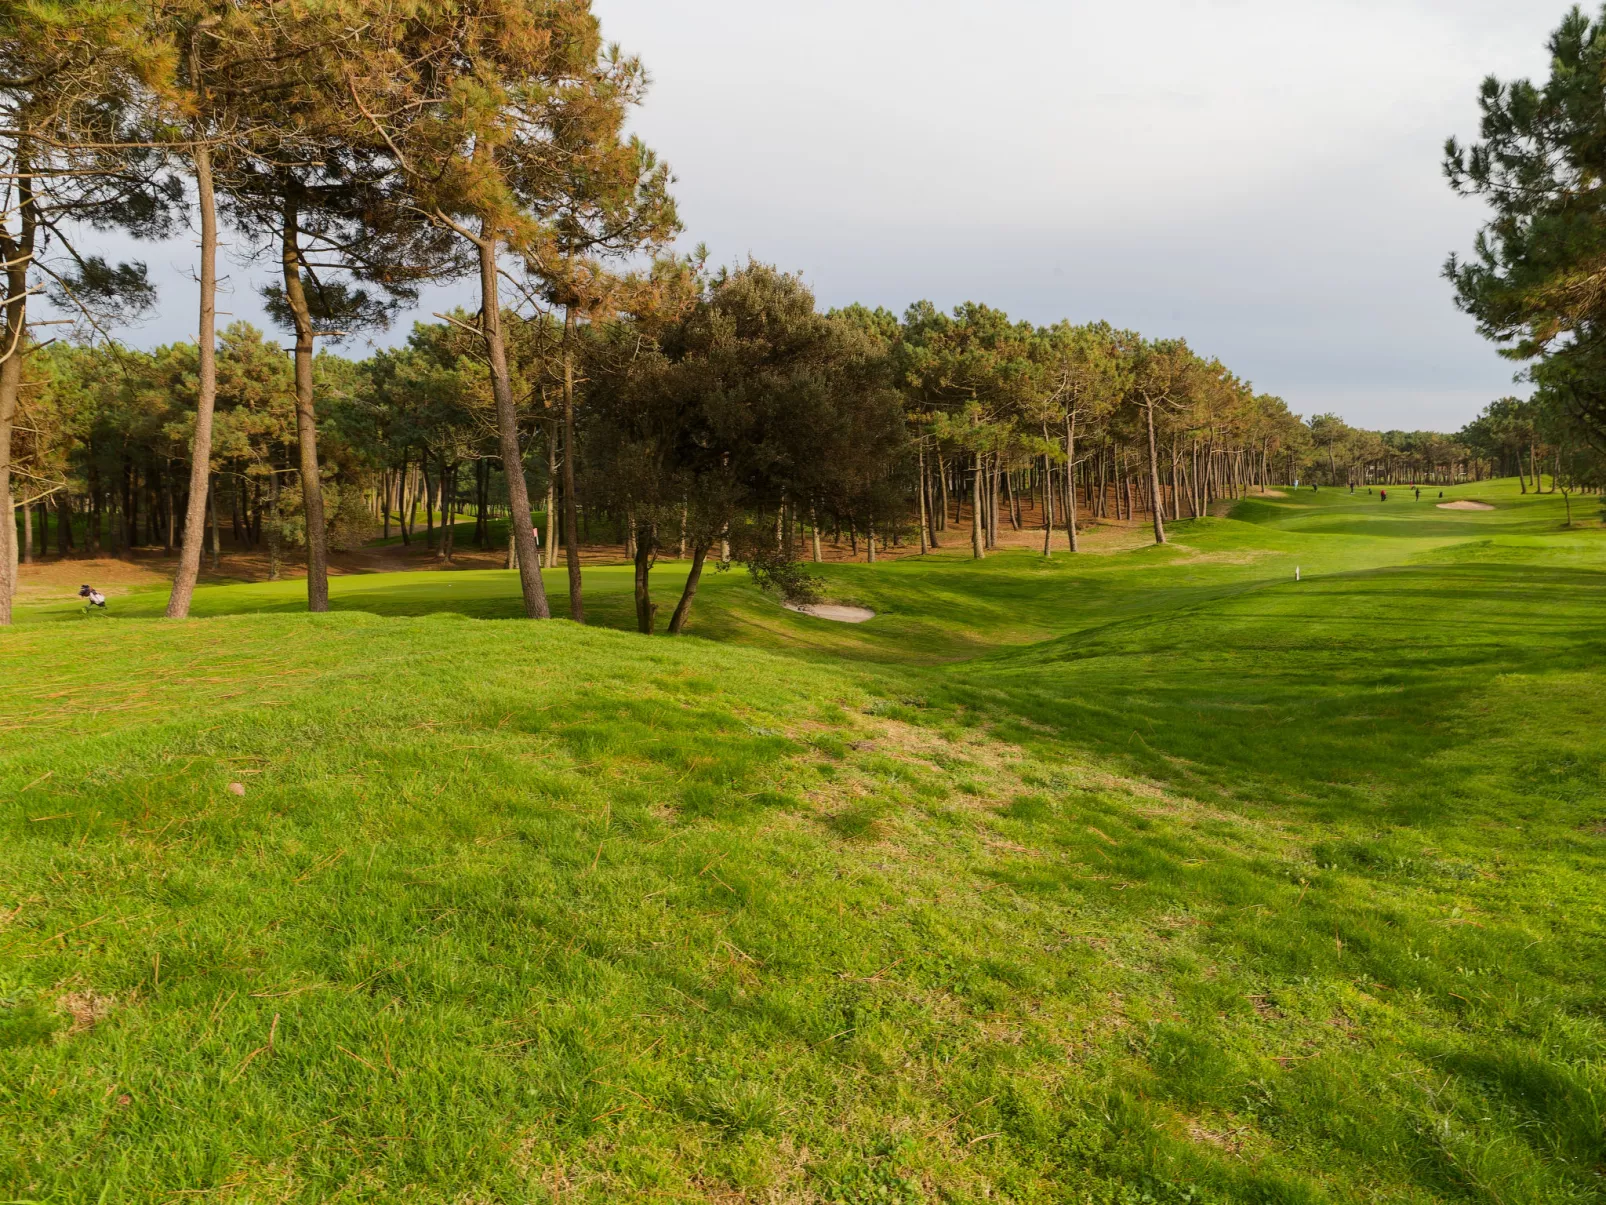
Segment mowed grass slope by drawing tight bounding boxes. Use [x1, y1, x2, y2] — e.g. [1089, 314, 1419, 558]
[2, 481, 1604, 1204]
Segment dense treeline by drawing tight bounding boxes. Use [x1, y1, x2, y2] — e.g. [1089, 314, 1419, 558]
[4, 0, 1602, 629]
[10, 277, 1553, 628]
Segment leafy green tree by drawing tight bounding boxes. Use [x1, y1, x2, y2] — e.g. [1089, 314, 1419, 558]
[1444, 5, 1606, 455]
[1028, 322, 1127, 554]
[143, 1, 328, 616]
[1127, 338, 1198, 545]
[899, 302, 1035, 559]
[345, 0, 675, 621]
[583, 263, 903, 633]
[0, 0, 177, 620]
[214, 3, 461, 611]
[1306, 413, 1352, 484]
[522, 65, 679, 623]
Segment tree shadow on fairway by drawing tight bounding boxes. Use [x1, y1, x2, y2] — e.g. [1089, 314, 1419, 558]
[1297, 515, 1549, 540]
[36, 567, 656, 627]
[941, 562, 1606, 826]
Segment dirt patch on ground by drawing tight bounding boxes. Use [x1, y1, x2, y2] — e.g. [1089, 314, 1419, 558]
[1186, 1120, 1248, 1154]
[783, 602, 875, 623]
[1163, 543, 1275, 567]
[57, 990, 115, 1035]
[1437, 500, 1495, 511]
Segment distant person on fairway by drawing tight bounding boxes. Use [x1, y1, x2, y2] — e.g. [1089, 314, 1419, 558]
[79, 585, 107, 610]
[1380, 489, 1387, 501]
[1415, 487, 1421, 500]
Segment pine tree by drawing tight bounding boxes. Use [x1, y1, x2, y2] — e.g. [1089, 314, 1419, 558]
[0, 0, 177, 622]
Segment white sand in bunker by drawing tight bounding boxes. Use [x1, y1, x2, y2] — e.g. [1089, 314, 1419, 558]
[782, 601, 876, 623]
[1437, 500, 1495, 511]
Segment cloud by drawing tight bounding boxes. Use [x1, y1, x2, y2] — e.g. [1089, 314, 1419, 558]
[594, 0, 1557, 429]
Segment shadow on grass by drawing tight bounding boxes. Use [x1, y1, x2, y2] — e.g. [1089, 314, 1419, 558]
[938, 562, 1606, 827]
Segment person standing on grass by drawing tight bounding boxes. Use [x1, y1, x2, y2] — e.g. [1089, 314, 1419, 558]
[1381, 489, 1387, 501]
[1415, 487, 1421, 501]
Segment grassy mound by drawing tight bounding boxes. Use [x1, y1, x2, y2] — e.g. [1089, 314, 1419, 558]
[2, 481, 1604, 1203]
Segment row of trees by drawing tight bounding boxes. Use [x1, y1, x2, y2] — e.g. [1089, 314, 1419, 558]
[1293, 402, 1597, 491]
[8, 0, 1598, 629]
[0, 0, 682, 625]
[15, 259, 1562, 633]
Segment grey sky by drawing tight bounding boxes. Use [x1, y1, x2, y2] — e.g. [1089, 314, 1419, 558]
[81, 0, 1566, 431]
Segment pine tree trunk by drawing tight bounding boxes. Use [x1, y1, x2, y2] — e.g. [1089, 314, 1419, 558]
[1145, 399, 1167, 545]
[1064, 416, 1080, 552]
[476, 458, 488, 547]
[1168, 443, 1180, 520]
[160, 467, 172, 552]
[400, 454, 413, 545]
[633, 521, 656, 634]
[916, 442, 929, 554]
[473, 227, 548, 616]
[440, 459, 455, 562]
[207, 474, 222, 570]
[166, 135, 222, 618]
[267, 467, 282, 581]
[668, 542, 710, 634]
[88, 465, 102, 555]
[920, 456, 937, 546]
[0, 137, 35, 624]
[560, 306, 584, 622]
[1042, 453, 1055, 556]
[544, 419, 558, 569]
[970, 454, 985, 559]
[123, 457, 136, 552]
[423, 458, 435, 549]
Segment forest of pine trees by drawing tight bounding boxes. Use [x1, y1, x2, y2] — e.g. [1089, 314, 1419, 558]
[2, 0, 1603, 628]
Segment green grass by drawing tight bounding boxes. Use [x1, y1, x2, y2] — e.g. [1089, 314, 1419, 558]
[3, 480, 1605, 1203]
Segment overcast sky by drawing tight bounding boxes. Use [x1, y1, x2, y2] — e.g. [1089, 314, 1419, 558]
[87, 0, 1566, 431]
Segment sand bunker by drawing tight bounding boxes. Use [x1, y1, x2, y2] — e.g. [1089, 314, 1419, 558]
[783, 601, 875, 624]
[1436, 500, 1495, 511]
